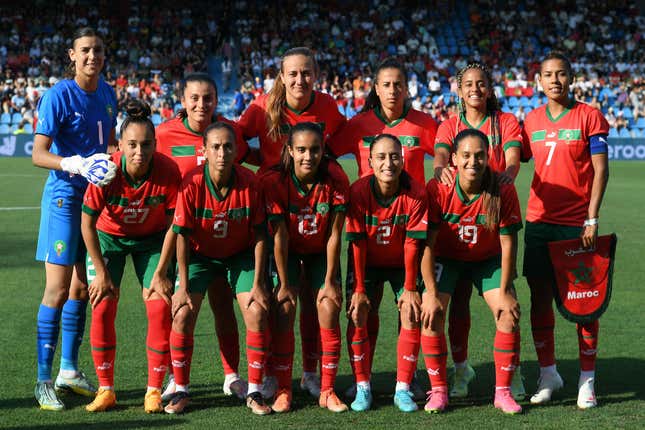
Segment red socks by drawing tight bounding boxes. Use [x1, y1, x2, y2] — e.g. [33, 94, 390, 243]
[320, 327, 341, 391]
[246, 329, 268, 385]
[397, 327, 420, 384]
[493, 330, 520, 388]
[421, 334, 448, 388]
[217, 330, 240, 376]
[530, 309, 555, 367]
[367, 312, 379, 369]
[300, 307, 320, 373]
[348, 325, 370, 383]
[145, 300, 171, 389]
[448, 307, 470, 364]
[169, 330, 194, 386]
[90, 298, 118, 387]
[577, 320, 599, 371]
[272, 329, 294, 390]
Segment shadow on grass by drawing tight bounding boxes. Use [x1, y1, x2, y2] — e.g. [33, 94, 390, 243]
[4, 420, 186, 430]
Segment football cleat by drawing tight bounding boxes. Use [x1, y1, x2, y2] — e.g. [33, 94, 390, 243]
[144, 389, 163, 413]
[494, 388, 522, 414]
[530, 371, 564, 404]
[164, 391, 189, 414]
[85, 388, 116, 412]
[35, 381, 64, 411]
[449, 364, 476, 398]
[577, 377, 597, 409]
[55, 371, 97, 397]
[319, 389, 348, 413]
[394, 390, 418, 412]
[350, 385, 372, 412]
[261, 375, 278, 400]
[246, 391, 272, 415]
[161, 374, 177, 402]
[223, 374, 247, 400]
[424, 386, 449, 413]
[300, 373, 321, 398]
[271, 388, 292, 413]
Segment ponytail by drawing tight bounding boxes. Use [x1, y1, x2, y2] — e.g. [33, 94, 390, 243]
[267, 47, 318, 142]
[363, 57, 408, 113]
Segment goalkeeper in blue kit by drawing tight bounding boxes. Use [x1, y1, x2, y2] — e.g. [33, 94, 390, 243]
[31, 27, 118, 411]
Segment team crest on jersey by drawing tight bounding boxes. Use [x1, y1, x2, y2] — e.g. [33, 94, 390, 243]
[227, 207, 248, 221]
[57, 198, 64, 208]
[316, 202, 329, 215]
[146, 196, 161, 207]
[106, 104, 114, 119]
[54, 240, 66, 256]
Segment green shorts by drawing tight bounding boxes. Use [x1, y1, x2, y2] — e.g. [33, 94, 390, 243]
[86, 230, 165, 289]
[178, 251, 256, 295]
[286, 253, 331, 290]
[435, 256, 505, 296]
[523, 221, 582, 279]
[346, 264, 423, 302]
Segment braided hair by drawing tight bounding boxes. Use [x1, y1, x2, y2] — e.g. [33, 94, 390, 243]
[455, 62, 502, 166]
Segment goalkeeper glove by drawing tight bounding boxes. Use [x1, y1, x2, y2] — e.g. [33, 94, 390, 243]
[60, 153, 117, 187]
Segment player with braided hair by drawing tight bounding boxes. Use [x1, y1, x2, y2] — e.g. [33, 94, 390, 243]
[432, 62, 524, 400]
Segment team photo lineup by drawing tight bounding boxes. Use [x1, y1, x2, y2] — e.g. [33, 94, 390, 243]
[3, 0, 641, 426]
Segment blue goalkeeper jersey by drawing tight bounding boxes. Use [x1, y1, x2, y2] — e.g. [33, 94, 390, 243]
[36, 78, 117, 196]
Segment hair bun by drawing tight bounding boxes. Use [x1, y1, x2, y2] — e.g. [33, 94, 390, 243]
[125, 99, 151, 120]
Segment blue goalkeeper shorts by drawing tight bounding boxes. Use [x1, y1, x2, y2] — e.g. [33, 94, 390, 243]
[36, 184, 85, 266]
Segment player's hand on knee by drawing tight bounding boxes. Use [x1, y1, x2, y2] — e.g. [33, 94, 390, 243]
[421, 291, 444, 331]
[171, 288, 193, 319]
[318, 279, 342, 310]
[398, 290, 422, 324]
[247, 282, 270, 313]
[88, 274, 116, 308]
[146, 272, 173, 305]
[348, 291, 370, 323]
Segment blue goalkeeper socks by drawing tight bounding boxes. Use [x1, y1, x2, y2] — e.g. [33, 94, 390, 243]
[37, 304, 62, 382]
[60, 299, 88, 372]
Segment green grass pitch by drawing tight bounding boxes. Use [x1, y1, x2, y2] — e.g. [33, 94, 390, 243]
[0, 157, 643, 429]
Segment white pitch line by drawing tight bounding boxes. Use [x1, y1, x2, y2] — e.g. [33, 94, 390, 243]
[0, 174, 43, 177]
[0, 206, 39, 211]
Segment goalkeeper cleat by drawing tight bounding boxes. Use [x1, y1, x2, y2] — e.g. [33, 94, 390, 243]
[35, 381, 65, 411]
[86, 388, 116, 412]
[55, 371, 97, 397]
[449, 364, 476, 398]
[530, 371, 564, 404]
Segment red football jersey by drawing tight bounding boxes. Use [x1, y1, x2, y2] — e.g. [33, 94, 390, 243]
[328, 106, 437, 184]
[261, 161, 349, 255]
[426, 174, 523, 261]
[156, 115, 249, 177]
[523, 102, 609, 226]
[82, 152, 181, 237]
[172, 163, 264, 259]
[346, 175, 427, 268]
[434, 112, 522, 173]
[237, 92, 346, 172]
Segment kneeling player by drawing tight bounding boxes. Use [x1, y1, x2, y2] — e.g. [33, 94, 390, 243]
[81, 100, 181, 412]
[167, 122, 271, 415]
[345, 134, 428, 412]
[420, 129, 523, 414]
[262, 123, 349, 413]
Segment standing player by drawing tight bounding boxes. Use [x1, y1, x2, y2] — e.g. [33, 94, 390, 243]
[522, 52, 609, 409]
[327, 58, 437, 400]
[238, 47, 347, 398]
[345, 134, 427, 412]
[31, 27, 117, 411]
[420, 128, 523, 415]
[432, 62, 524, 399]
[80, 100, 181, 413]
[261, 123, 349, 413]
[155, 73, 250, 400]
[166, 122, 271, 415]
[329, 57, 437, 184]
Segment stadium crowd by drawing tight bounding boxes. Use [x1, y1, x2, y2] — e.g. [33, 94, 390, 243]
[1, 0, 644, 136]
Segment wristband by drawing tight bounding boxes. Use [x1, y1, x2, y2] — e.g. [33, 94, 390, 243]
[583, 218, 599, 226]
